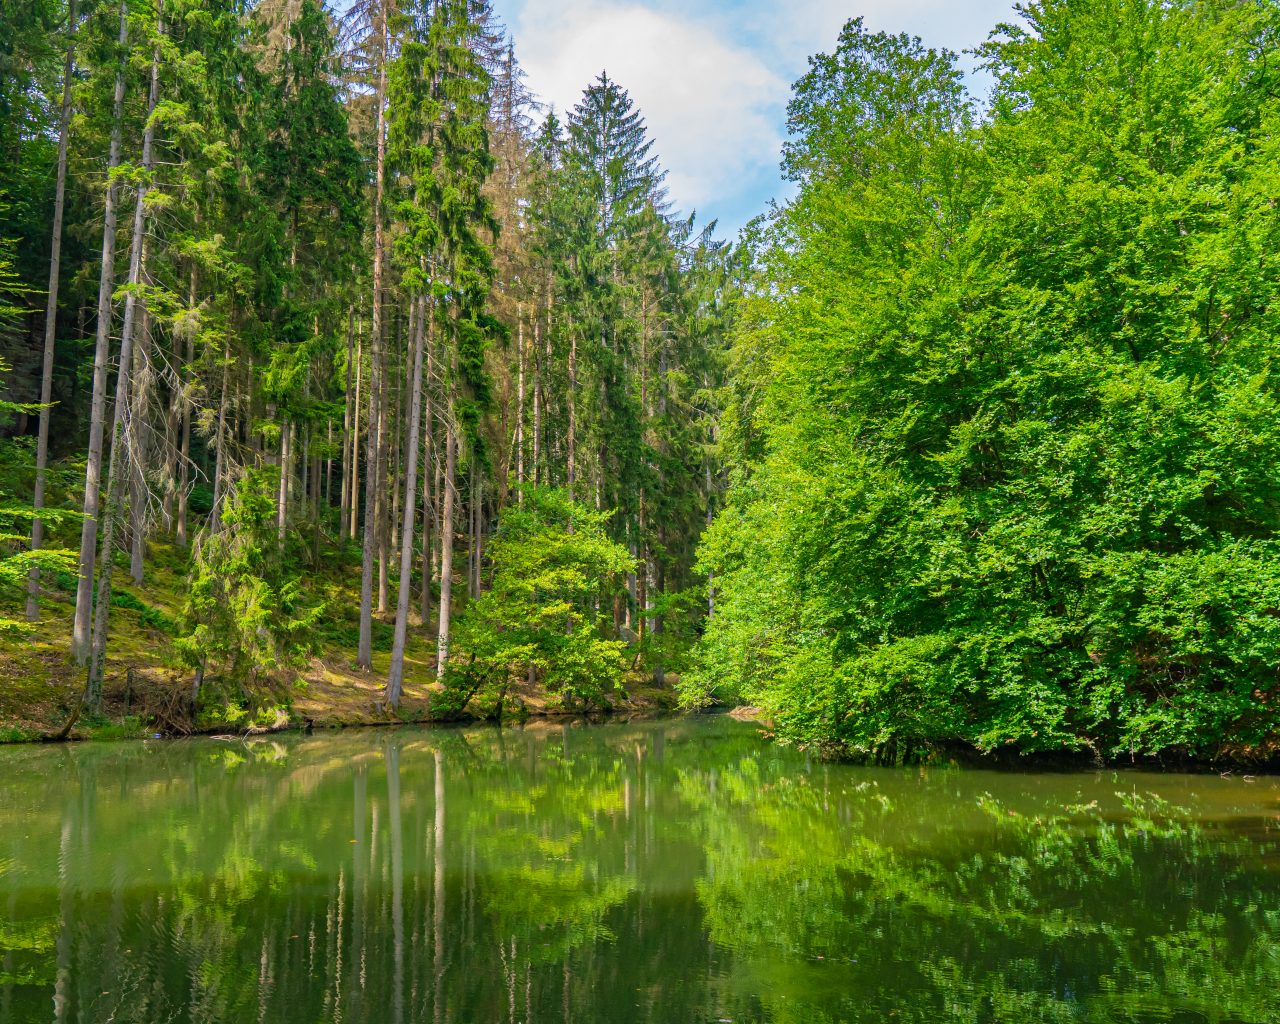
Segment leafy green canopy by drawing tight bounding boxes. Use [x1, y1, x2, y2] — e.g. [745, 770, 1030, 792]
[442, 487, 634, 714]
[685, 1, 1280, 760]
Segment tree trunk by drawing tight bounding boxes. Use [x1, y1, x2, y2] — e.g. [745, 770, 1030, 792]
[567, 332, 577, 503]
[435, 418, 456, 679]
[626, 531, 638, 640]
[358, 331, 381, 668]
[357, 7, 389, 670]
[176, 320, 193, 546]
[325, 417, 333, 507]
[377, 314, 394, 615]
[419, 306, 435, 626]
[310, 427, 321, 561]
[210, 339, 231, 533]
[277, 417, 290, 551]
[27, 0, 79, 620]
[387, 295, 427, 706]
[71, 0, 128, 664]
[161, 355, 177, 529]
[471, 474, 482, 598]
[86, 7, 164, 705]
[466, 472, 475, 601]
[515, 305, 524, 501]
[339, 306, 353, 534]
[651, 549, 665, 687]
[175, 255, 197, 546]
[349, 321, 362, 541]
[390, 307, 403, 553]
[638, 495, 648, 642]
[705, 457, 715, 617]
[128, 306, 152, 586]
[300, 420, 310, 519]
[532, 315, 541, 486]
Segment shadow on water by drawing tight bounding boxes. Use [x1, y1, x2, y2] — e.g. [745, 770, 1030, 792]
[2, 716, 1280, 1023]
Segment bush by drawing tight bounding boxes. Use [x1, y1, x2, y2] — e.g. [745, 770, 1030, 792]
[440, 488, 634, 715]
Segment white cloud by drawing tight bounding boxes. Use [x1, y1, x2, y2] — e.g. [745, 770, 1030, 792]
[498, 0, 1021, 234]
[507, 1, 786, 214]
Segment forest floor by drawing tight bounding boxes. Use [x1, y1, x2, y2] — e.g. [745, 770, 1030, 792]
[0, 537, 678, 743]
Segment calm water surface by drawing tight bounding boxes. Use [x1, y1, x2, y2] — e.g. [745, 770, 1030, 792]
[2, 716, 1279, 1023]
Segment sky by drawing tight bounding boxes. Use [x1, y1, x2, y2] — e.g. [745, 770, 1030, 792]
[492, 0, 1021, 237]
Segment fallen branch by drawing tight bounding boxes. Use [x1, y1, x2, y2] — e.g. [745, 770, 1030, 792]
[43, 697, 84, 742]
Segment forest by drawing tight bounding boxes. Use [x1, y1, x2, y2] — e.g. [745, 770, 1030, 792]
[1, 0, 1279, 764]
[0, 0, 732, 735]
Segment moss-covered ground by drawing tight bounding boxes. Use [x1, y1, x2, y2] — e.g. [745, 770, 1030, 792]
[0, 535, 677, 743]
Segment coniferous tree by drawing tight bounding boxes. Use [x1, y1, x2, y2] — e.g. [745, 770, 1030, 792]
[71, 0, 130, 667]
[86, 0, 168, 706]
[347, 0, 395, 672]
[26, 0, 79, 621]
[0, 0, 726, 723]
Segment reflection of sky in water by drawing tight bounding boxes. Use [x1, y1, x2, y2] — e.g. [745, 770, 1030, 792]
[2, 716, 1278, 1023]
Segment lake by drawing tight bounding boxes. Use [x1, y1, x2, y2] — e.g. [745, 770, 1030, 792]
[2, 715, 1278, 1023]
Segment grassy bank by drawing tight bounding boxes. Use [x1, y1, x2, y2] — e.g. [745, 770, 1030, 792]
[0, 538, 678, 743]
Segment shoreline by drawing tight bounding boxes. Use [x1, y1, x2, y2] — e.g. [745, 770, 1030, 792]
[6, 696, 1278, 774]
[0, 547, 682, 745]
[0, 661, 685, 745]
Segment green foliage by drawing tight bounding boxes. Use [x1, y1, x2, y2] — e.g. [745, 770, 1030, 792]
[440, 488, 634, 714]
[0, 234, 77, 630]
[110, 589, 177, 635]
[0, 1, 62, 286]
[635, 585, 703, 677]
[0, 725, 37, 743]
[520, 76, 729, 644]
[85, 715, 148, 741]
[176, 469, 323, 686]
[688, 1, 1280, 760]
[388, 0, 500, 451]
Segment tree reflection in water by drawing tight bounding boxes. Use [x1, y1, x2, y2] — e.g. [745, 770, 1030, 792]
[1, 718, 1278, 1023]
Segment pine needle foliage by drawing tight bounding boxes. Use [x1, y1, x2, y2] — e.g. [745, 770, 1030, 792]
[177, 469, 323, 688]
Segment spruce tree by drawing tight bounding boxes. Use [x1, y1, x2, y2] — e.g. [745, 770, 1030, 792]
[26, 0, 79, 621]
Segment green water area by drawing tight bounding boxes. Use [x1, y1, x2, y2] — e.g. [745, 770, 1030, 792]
[2, 716, 1278, 1022]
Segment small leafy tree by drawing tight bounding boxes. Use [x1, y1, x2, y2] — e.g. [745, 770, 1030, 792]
[440, 488, 635, 716]
[176, 469, 323, 705]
